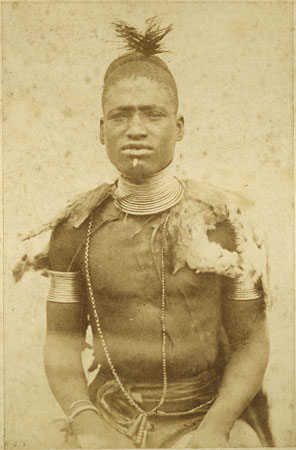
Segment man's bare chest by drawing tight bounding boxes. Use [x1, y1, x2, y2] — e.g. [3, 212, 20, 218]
[79, 210, 224, 377]
[88, 218, 162, 298]
[82, 213, 222, 310]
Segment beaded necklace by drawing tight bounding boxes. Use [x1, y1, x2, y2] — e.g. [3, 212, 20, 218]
[114, 164, 184, 216]
[84, 212, 170, 446]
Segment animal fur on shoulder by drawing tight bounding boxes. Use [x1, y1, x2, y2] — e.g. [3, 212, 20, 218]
[13, 183, 116, 281]
[13, 179, 269, 306]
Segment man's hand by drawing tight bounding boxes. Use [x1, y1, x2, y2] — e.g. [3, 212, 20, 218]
[77, 433, 106, 449]
[188, 426, 229, 448]
[77, 431, 132, 449]
[73, 410, 132, 449]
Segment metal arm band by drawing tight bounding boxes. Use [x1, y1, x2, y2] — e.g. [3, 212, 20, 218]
[223, 223, 264, 301]
[47, 270, 82, 303]
[225, 277, 263, 301]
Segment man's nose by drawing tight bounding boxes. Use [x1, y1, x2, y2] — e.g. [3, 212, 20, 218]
[126, 113, 147, 139]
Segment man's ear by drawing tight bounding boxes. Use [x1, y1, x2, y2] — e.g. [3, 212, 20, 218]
[176, 115, 184, 142]
[100, 118, 105, 145]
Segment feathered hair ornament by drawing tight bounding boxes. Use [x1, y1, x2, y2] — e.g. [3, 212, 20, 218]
[112, 17, 173, 57]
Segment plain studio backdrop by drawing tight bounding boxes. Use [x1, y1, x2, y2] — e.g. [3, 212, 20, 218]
[3, 2, 294, 448]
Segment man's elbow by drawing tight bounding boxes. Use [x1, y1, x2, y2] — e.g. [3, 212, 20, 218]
[245, 322, 269, 374]
[43, 331, 83, 377]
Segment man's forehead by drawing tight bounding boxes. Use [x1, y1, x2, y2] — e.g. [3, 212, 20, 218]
[106, 76, 170, 93]
[103, 77, 176, 110]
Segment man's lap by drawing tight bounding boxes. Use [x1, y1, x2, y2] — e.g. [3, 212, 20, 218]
[46, 415, 261, 448]
[172, 419, 262, 448]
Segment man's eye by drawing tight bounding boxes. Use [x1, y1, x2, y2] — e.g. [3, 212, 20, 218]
[146, 111, 163, 119]
[111, 113, 129, 120]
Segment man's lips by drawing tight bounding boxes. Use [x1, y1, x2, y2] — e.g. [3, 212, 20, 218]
[121, 144, 153, 156]
[121, 143, 153, 150]
[122, 149, 153, 156]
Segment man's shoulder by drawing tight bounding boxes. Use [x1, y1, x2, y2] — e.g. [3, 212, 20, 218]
[24, 181, 116, 242]
[48, 182, 117, 270]
[62, 182, 116, 228]
[173, 178, 257, 253]
[170, 179, 267, 285]
[183, 178, 254, 215]
[13, 182, 116, 280]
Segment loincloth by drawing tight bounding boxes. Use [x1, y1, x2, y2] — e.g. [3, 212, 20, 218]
[49, 367, 267, 449]
[91, 368, 220, 448]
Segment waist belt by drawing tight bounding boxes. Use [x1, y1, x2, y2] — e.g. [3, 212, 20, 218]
[93, 368, 220, 447]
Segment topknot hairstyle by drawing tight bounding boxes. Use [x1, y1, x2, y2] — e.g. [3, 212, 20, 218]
[112, 16, 173, 57]
[102, 17, 179, 112]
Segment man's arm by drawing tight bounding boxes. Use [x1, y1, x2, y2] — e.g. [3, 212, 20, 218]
[190, 298, 269, 447]
[44, 302, 96, 426]
[44, 224, 131, 448]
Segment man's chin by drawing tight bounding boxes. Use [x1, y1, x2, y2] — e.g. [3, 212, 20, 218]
[118, 162, 159, 183]
[124, 166, 152, 184]
[115, 157, 175, 183]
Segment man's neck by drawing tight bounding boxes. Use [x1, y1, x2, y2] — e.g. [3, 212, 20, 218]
[114, 163, 185, 215]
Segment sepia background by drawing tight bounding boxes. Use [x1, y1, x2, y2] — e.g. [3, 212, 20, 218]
[3, 2, 294, 448]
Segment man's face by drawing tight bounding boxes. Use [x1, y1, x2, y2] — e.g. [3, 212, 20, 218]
[100, 77, 184, 182]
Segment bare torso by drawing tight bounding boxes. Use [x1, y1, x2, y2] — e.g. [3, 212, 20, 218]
[79, 200, 226, 382]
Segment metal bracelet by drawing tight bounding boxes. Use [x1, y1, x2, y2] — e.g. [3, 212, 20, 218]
[225, 277, 262, 301]
[68, 399, 93, 415]
[68, 404, 100, 423]
[47, 270, 82, 303]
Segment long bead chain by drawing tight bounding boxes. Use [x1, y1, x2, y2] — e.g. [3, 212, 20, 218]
[84, 213, 170, 418]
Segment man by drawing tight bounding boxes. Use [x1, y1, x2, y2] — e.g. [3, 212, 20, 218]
[15, 18, 272, 449]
